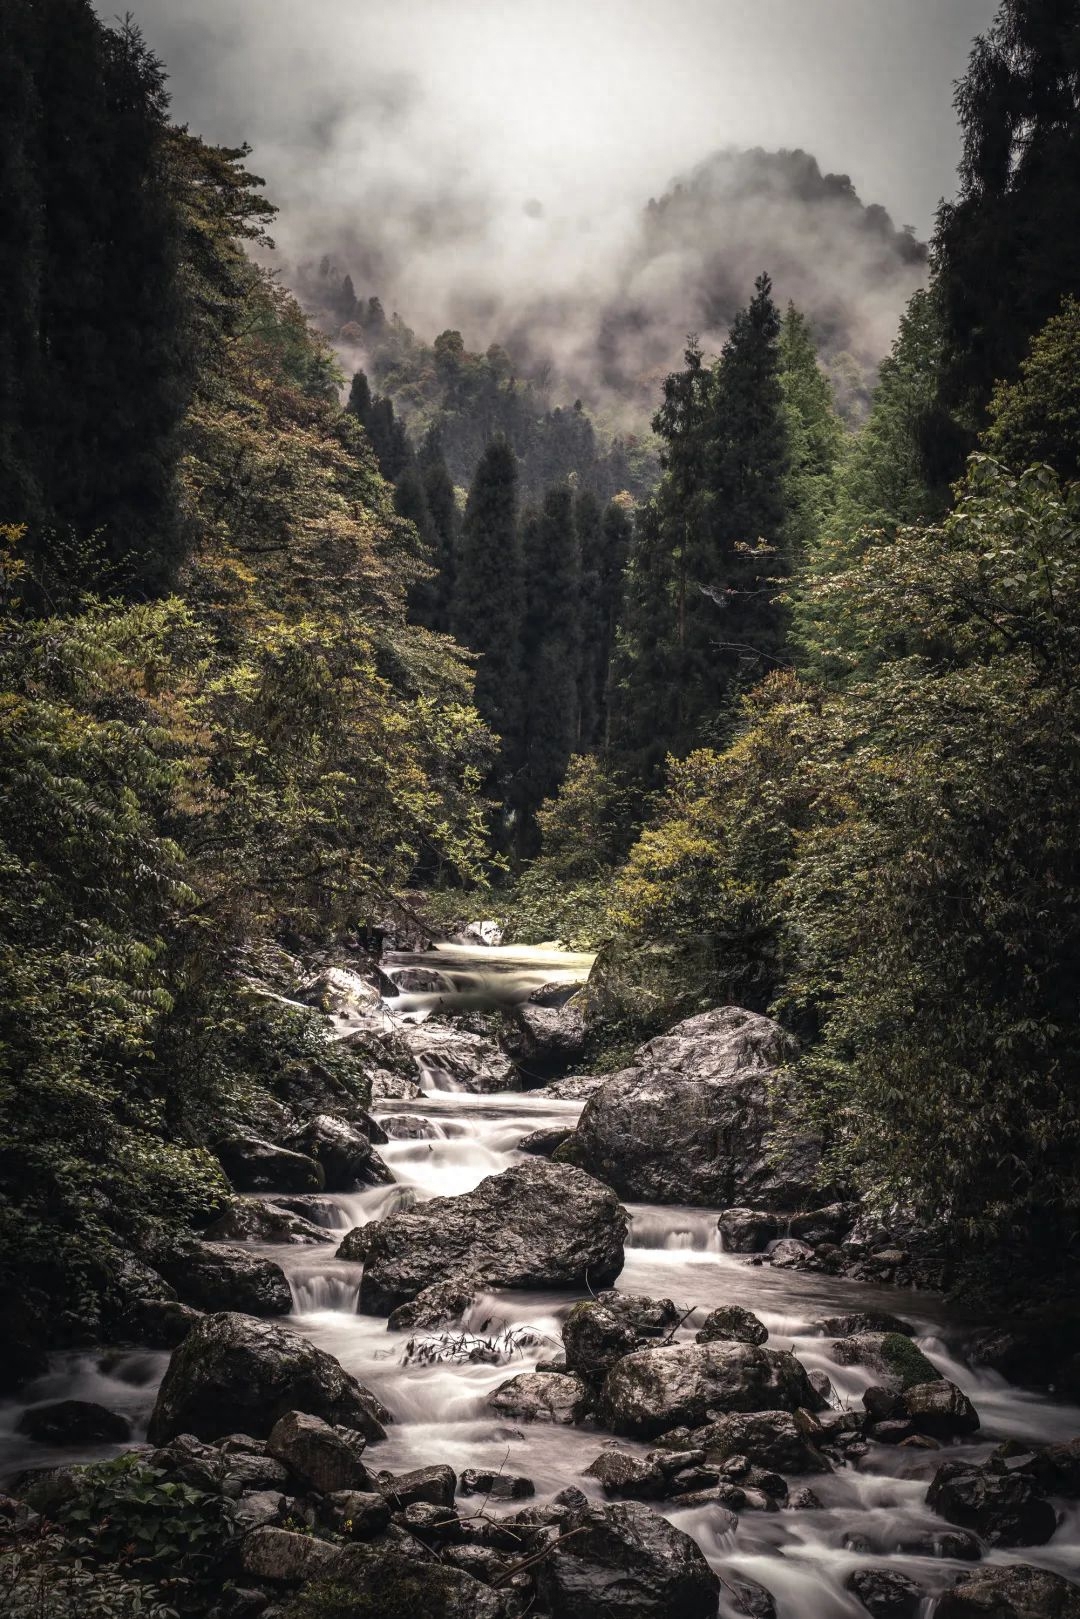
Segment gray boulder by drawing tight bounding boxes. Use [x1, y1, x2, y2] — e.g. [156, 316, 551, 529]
[829, 1332, 938, 1390]
[532, 1498, 720, 1619]
[768, 1237, 818, 1270]
[286, 1113, 392, 1191]
[696, 1305, 768, 1346]
[379, 1465, 457, 1509]
[568, 1007, 821, 1208]
[582, 1450, 667, 1500]
[215, 1136, 323, 1193]
[927, 1460, 1058, 1547]
[717, 1208, 781, 1252]
[355, 1159, 626, 1315]
[146, 1312, 390, 1444]
[598, 1340, 820, 1439]
[202, 1200, 330, 1244]
[517, 1126, 574, 1156]
[934, 1565, 1080, 1618]
[504, 1002, 586, 1066]
[900, 1379, 980, 1438]
[152, 1239, 292, 1317]
[398, 1022, 516, 1092]
[267, 1410, 376, 1493]
[563, 1291, 680, 1381]
[488, 1371, 591, 1424]
[846, 1567, 924, 1618]
[693, 1409, 830, 1473]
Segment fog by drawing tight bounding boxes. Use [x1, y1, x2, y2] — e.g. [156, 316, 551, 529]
[115, 0, 1000, 397]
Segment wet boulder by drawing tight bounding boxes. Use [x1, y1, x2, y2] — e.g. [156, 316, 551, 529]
[215, 1135, 323, 1193]
[146, 1312, 391, 1444]
[696, 1305, 768, 1346]
[767, 1237, 818, 1270]
[202, 1200, 330, 1244]
[532, 1498, 720, 1619]
[1024, 1436, 1080, 1497]
[829, 1332, 938, 1391]
[149, 1432, 291, 1497]
[517, 1126, 574, 1156]
[787, 1204, 857, 1245]
[380, 1465, 457, 1509]
[459, 1467, 534, 1501]
[327, 1541, 515, 1618]
[530, 1073, 609, 1100]
[693, 1409, 831, 1473]
[597, 1340, 820, 1439]
[299, 966, 381, 1017]
[582, 1449, 668, 1500]
[934, 1564, 1080, 1618]
[503, 1002, 586, 1067]
[355, 1159, 626, 1315]
[926, 1459, 1058, 1547]
[241, 1525, 340, 1584]
[846, 1567, 924, 1618]
[717, 1208, 781, 1252]
[286, 1113, 392, 1191]
[488, 1371, 591, 1425]
[899, 1379, 980, 1439]
[152, 1239, 292, 1317]
[267, 1410, 376, 1493]
[386, 1281, 478, 1332]
[320, 1488, 392, 1539]
[814, 1311, 915, 1338]
[568, 1007, 821, 1209]
[16, 1401, 131, 1445]
[562, 1291, 680, 1381]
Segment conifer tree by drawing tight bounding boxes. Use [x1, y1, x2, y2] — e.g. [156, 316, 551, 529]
[418, 426, 460, 633]
[576, 491, 632, 749]
[452, 438, 523, 774]
[346, 369, 411, 481]
[779, 304, 845, 560]
[516, 484, 582, 846]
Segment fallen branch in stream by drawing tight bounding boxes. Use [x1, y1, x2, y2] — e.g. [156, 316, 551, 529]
[491, 1526, 590, 1588]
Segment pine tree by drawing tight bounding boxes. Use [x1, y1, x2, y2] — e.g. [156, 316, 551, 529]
[516, 483, 582, 846]
[576, 491, 632, 750]
[779, 304, 845, 560]
[418, 426, 460, 633]
[933, 0, 1080, 465]
[346, 369, 411, 481]
[452, 438, 523, 776]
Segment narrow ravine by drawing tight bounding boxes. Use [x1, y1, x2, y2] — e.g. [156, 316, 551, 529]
[4, 947, 1079, 1619]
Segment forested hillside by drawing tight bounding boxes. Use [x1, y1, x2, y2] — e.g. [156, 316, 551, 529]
[2, 3, 1080, 1617]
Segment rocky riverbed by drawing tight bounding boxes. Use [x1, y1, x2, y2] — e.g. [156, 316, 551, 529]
[3, 947, 1080, 1619]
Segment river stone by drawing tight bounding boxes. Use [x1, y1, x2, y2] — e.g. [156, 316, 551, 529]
[788, 1203, 857, 1244]
[767, 1237, 818, 1270]
[215, 1135, 323, 1193]
[533, 1498, 720, 1619]
[299, 966, 381, 1015]
[380, 1465, 457, 1509]
[15, 1401, 131, 1445]
[530, 1073, 609, 1100]
[814, 1311, 915, 1338]
[324, 1541, 514, 1618]
[829, 1332, 938, 1390]
[459, 1467, 534, 1500]
[926, 1460, 1058, 1546]
[149, 1432, 291, 1496]
[152, 1239, 292, 1316]
[583, 1449, 667, 1499]
[935, 1566, 1080, 1618]
[386, 1281, 478, 1331]
[597, 1341, 819, 1439]
[503, 1002, 586, 1066]
[267, 1410, 375, 1493]
[563, 1291, 680, 1380]
[518, 1126, 575, 1156]
[846, 1567, 924, 1618]
[694, 1409, 831, 1473]
[1025, 1436, 1080, 1496]
[146, 1312, 390, 1444]
[355, 1160, 626, 1315]
[286, 1113, 392, 1191]
[202, 1200, 330, 1244]
[696, 1305, 768, 1346]
[568, 1007, 820, 1209]
[717, 1208, 781, 1252]
[321, 1489, 392, 1538]
[900, 1379, 980, 1438]
[240, 1526, 340, 1583]
[488, 1371, 591, 1424]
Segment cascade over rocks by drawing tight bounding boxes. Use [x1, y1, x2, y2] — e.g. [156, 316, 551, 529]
[597, 1340, 821, 1438]
[565, 1007, 823, 1208]
[147, 1312, 391, 1444]
[398, 1021, 516, 1092]
[352, 1159, 627, 1315]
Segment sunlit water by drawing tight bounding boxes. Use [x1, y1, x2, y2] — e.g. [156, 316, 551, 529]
[3, 945, 1078, 1616]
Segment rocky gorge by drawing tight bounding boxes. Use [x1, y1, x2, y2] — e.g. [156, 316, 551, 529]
[2, 942, 1079, 1619]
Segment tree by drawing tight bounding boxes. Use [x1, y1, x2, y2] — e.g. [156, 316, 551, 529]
[418, 425, 460, 633]
[779, 304, 845, 560]
[346, 369, 412, 481]
[451, 438, 524, 779]
[516, 484, 582, 844]
[932, 0, 1080, 461]
[576, 494, 633, 750]
[983, 295, 1080, 481]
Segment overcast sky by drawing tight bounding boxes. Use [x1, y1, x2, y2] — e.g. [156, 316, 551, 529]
[110, 0, 1001, 368]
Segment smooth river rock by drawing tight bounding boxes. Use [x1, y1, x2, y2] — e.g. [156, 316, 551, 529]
[934, 1564, 1080, 1618]
[566, 1006, 822, 1208]
[351, 1159, 627, 1315]
[147, 1312, 391, 1444]
[597, 1340, 821, 1439]
[532, 1498, 720, 1619]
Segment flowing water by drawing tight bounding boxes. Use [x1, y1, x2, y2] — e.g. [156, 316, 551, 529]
[3, 944, 1079, 1616]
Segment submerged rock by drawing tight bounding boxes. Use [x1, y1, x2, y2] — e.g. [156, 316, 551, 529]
[567, 1007, 821, 1209]
[146, 1312, 390, 1444]
[16, 1401, 131, 1445]
[354, 1159, 626, 1315]
[517, 1126, 574, 1156]
[598, 1341, 820, 1439]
